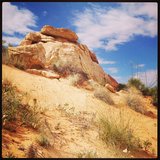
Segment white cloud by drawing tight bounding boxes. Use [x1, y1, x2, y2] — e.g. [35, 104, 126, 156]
[97, 56, 116, 64]
[2, 2, 37, 35]
[43, 11, 47, 16]
[133, 69, 157, 87]
[3, 36, 23, 45]
[107, 67, 118, 73]
[72, 3, 157, 51]
[133, 64, 145, 68]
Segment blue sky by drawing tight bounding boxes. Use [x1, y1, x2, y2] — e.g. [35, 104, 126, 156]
[2, 2, 157, 86]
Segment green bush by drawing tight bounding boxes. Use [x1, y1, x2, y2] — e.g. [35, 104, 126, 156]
[117, 83, 128, 91]
[149, 86, 157, 106]
[127, 78, 157, 107]
[128, 78, 145, 91]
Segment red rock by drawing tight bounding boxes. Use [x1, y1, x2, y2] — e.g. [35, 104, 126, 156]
[25, 32, 41, 43]
[105, 74, 119, 89]
[41, 25, 78, 42]
[89, 51, 99, 64]
[20, 39, 32, 46]
[9, 25, 119, 88]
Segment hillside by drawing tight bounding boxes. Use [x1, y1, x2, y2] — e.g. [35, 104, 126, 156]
[2, 64, 157, 158]
[2, 25, 157, 158]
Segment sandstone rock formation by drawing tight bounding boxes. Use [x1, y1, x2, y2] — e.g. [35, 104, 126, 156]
[8, 25, 119, 89]
[105, 74, 119, 89]
[41, 25, 78, 42]
[105, 84, 116, 93]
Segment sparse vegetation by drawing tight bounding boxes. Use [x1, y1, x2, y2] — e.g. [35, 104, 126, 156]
[149, 86, 157, 107]
[2, 79, 21, 122]
[53, 64, 89, 86]
[77, 151, 98, 158]
[99, 110, 142, 150]
[37, 134, 51, 148]
[20, 99, 42, 129]
[126, 94, 146, 114]
[94, 88, 114, 105]
[2, 79, 42, 130]
[127, 78, 157, 106]
[27, 144, 38, 158]
[128, 78, 145, 91]
[117, 83, 128, 91]
[6, 152, 16, 158]
[143, 139, 152, 151]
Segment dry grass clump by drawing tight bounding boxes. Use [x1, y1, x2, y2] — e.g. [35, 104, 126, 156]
[2, 79, 42, 130]
[37, 134, 51, 148]
[6, 152, 16, 158]
[27, 144, 38, 158]
[2, 79, 21, 123]
[99, 109, 142, 150]
[53, 64, 89, 86]
[126, 94, 146, 114]
[77, 151, 98, 158]
[94, 88, 114, 105]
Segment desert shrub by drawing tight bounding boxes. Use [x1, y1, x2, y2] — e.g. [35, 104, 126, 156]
[2, 41, 13, 65]
[150, 86, 157, 106]
[2, 80, 21, 122]
[143, 139, 152, 151]
[53, 64, 89, 86]
[77, 151, 97, 158]
[99, 110, 142, 150]
[2, 40, 8, 64]
[20, 101, 42, 129]
[128, 78, 157, 107]
[128, 78, 146, 91]
[37, 134, 51, 148]
[94, 88, 114, 105]
[117, 83, 128, 91]
[2, 79, 42, 129]
[126, 94, 146, 114]
[6, 152, 16, 158]
[27, 144, 38, 158]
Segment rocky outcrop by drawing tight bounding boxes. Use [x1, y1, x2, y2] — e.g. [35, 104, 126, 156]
[107, 74, 119, 89]
[8, 43, 46, 69]
[105, 84, 116, 93]
[20, 39, 32, 46]
[89, 51, 99, 64]
[26, 69, 61, 79]
[9, 25, 118, 89]
[41, 25, 78, 42]
[25, 32, 41, 43]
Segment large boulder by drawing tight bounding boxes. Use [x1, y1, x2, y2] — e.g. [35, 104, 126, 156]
[41, 25, 78, 42]
[8, 43, 46, 69]
[40, 41, 106, 85]
[25, 32, 41, 43]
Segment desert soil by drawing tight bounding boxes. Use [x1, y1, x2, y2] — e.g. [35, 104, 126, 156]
[2, 64, 157, 158]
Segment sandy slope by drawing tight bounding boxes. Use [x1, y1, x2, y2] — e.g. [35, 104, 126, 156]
[2, 64, 157, 158]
